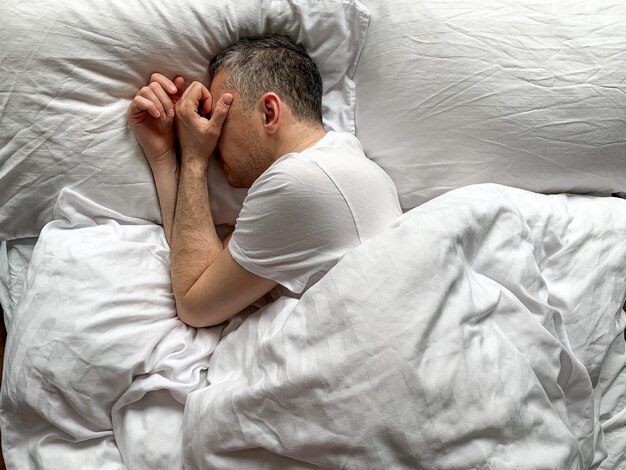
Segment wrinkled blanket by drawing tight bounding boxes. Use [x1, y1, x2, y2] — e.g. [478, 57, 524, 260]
[2, 184, 625, 469]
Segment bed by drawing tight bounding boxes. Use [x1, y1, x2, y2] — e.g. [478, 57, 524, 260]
[1, 0, 625, 469]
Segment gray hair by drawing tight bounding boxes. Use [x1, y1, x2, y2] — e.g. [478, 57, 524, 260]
[208, 35, 323, 125]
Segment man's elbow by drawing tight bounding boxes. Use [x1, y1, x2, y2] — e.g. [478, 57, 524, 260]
[175, 297, 223, 328]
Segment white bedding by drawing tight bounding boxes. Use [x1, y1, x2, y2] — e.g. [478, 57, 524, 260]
[2, 185, 625, 469]
[3, 0, 626, 241]
[355, 0, 626, 210]
[3, 1, 626, 468]
[598, 336, 626, 469]
[0, 239, 37, 327]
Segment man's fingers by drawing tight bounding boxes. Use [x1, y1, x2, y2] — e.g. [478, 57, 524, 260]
[148, 82, 175, 118]
[173, 76, 186, 96]
[150, 72, 177, 94]
[139, 86, 166, 119]
[208, 94, 233, 135]
[131, 95, 161, 119]
[202, 97, 212, 116]
[178, 81, 212, 115]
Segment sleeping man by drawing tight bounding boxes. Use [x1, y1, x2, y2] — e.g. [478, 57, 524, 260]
[127, 35, 401, 327]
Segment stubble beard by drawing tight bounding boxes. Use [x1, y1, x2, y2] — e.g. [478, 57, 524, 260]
[227, 128, 274, 189]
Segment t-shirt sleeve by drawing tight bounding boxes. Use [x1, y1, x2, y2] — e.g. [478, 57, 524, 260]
[228, 162, 358, 294]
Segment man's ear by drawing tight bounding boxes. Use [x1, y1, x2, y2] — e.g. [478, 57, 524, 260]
[259, 92, 281, 135]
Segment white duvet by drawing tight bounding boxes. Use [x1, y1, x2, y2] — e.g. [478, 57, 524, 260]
[2, 184, 626, 469]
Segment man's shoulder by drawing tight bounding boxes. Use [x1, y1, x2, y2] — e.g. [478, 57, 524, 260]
[310, 131, 366, 159]
[280, 133, 368, 172]
[247, 131, 382, 199]
[251, 153, 336, 195]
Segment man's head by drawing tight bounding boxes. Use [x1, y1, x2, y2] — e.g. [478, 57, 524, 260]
[207, 35, 325, 188]
[209, 35, 323, 124]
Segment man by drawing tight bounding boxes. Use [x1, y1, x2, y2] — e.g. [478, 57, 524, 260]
[127, 36, 401, 328]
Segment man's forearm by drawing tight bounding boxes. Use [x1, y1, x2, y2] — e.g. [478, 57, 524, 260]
[149, 149, 179, 246]
[171, 160, 223, 300]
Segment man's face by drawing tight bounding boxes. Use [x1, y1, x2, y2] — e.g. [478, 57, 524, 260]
[209, 71, 273, 188]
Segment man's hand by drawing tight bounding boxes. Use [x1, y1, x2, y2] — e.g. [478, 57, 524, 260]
[175, 81, 232, 165]
[127, 73, 186, 165]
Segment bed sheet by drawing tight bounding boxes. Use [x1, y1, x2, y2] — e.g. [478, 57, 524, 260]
[597, 335, 626, 469]
[2, 184, 625, 469]
[0, 239, 37, 328]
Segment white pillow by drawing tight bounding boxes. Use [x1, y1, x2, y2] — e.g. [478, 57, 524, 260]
[0, 0, 370, 240]
[355, 0, 626, 211]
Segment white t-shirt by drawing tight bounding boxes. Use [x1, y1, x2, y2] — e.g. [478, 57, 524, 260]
[228, 131, 402, 298]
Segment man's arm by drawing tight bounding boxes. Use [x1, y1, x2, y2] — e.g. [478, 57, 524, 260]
[149, 152, 179, 245]
[127, 73, 186, 246]
[172, 82, 277, 328]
